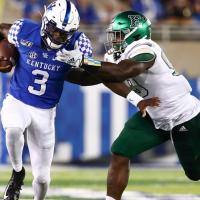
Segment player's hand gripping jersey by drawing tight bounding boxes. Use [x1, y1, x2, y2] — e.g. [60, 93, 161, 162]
[107, 39, 200, 131]
[8, 19, 92, 108]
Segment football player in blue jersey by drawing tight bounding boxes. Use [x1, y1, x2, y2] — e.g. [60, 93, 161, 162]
[0, 1, 159, 200]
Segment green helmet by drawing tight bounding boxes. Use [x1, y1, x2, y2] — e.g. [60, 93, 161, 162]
[105, 10, 151, 59]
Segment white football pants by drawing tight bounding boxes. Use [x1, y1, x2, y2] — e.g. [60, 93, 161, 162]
[1, 94, 56, 200]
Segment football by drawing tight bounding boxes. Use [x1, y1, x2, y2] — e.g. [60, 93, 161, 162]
[0, 39, 19, 73]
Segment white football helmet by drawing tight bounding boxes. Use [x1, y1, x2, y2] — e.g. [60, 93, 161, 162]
[41, 0, 80, 49]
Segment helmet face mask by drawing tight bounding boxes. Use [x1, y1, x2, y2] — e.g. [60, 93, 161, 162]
[41, 0, 80, 49]
[105, 11, 151, 59]
[107, 30, 125, 51]
[105, 30, 126, 60]
[44, 20, 76, 45]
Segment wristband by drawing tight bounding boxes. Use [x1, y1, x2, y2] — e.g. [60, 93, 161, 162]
[126, 91, 143, 107]
[83, 57, 102, 67]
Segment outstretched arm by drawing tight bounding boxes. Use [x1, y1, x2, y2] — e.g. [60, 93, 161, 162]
[64, 68, 101, 86]
[64, 61, 152, 86]
[81, 58, 154, 82]
[55, 48, 155, 82]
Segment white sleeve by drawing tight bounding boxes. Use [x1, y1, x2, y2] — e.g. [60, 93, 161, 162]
[128, 44, 155, 59]
[122, 39, 156, 60]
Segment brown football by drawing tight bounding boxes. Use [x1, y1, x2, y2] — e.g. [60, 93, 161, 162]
[0, 39, 19, 73]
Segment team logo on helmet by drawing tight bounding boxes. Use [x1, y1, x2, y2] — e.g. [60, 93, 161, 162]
[128, 15, 144, 28]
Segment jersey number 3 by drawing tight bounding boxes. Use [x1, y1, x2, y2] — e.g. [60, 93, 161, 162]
[28, 69, 49, 96]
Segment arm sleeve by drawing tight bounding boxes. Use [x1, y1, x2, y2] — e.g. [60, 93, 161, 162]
[128, 44, 156, 62]
[8, 19, 24, 47]
[76, 33, 93, 57]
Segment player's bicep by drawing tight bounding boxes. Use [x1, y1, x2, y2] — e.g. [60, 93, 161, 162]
[8, 19, 24, 47]
[76, 33, 93, 57]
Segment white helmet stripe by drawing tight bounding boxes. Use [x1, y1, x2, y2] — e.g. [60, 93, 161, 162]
[63, 0, 71, 26]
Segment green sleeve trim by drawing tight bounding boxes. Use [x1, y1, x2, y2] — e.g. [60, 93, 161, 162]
[130, 53, 156, 62]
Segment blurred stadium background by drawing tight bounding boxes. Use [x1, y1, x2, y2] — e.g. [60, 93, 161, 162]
[0, 0, 200, 199]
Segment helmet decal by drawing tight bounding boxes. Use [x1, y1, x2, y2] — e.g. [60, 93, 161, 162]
[63, 0, 71, 26]
[128, 15, 143, 28]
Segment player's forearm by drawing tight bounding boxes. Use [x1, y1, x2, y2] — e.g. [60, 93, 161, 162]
[102, 59, 154, 80]
[70, 75, 101, 86]
[65, 68, 102, 86]
[103, 82, 131, 98]
[82, 59, 154, 82]
[104, 81, 146, 106]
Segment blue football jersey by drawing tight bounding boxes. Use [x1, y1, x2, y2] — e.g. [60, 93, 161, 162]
[8, 19, 92, 108]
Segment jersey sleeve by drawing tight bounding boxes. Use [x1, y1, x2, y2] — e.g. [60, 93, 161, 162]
[131, 44, 156, 62]
[76, 33, 93, 57]
[122, 40, 156, 62]
[8, 19, 24, 47]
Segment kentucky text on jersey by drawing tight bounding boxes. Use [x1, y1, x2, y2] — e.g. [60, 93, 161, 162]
[26, 59, 61, 72]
